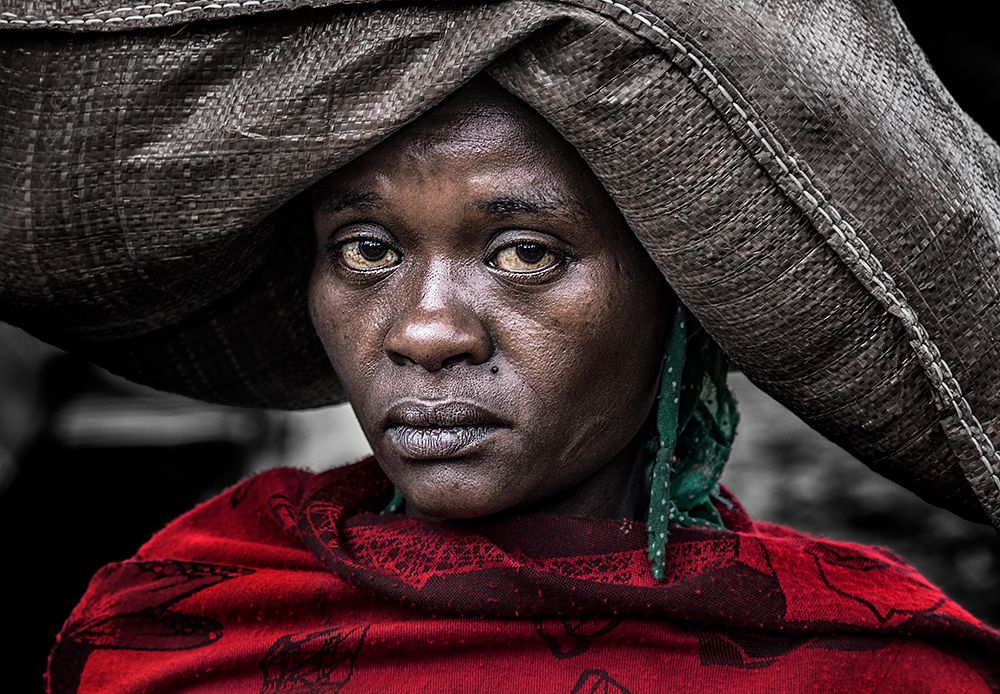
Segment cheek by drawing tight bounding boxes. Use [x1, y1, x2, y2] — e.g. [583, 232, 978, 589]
[308, 271, 386, 396]
[552, 269, 660, 377]
[501, 263, 666, 446]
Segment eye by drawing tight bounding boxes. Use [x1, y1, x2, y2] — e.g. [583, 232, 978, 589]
[338, 239, 401, 272]
[491, 242, 562, 273]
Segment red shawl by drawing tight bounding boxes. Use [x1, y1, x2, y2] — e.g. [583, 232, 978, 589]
[48, 459, 999, 693]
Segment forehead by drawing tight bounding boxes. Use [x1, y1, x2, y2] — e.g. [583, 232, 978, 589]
[381, 79, 561, 163]
[312, 80, 607, 216]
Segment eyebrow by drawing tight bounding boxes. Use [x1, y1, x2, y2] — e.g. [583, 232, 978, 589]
[316, 190, 385, 216]
[317, 188, 588, 221]
[475, 191, 586, 221]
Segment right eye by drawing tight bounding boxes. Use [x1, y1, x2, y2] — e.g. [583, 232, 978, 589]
[337, 239, 402, 272]
[490, 242, 562, 274]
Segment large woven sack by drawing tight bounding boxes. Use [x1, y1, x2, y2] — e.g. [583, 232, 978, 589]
[1, 0, 998, 529]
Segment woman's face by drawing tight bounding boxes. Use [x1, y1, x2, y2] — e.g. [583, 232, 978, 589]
[310, 79, 669, 519]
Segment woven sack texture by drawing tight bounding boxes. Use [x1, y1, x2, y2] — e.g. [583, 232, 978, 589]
[1, 0, 998, 529]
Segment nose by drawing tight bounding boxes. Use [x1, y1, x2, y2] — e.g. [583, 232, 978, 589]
[383, 265, 493, 372]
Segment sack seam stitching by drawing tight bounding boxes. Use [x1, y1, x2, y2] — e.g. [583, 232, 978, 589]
[588, 0, 1000, 500]
[0, 0, 275, 25]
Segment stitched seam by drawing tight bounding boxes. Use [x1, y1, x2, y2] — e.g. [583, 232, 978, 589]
[590, 0, 1000, 497]
[0, 0, 276, 25]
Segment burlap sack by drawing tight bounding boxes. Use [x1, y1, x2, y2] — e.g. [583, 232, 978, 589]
[1, 0, 998, 529]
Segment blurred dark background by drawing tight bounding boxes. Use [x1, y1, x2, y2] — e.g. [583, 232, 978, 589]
[2, 4, 999, 691]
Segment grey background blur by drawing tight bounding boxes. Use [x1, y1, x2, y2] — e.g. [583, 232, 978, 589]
[2, 4, 997, 691]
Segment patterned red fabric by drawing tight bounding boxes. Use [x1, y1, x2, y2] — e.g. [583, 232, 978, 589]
[48, 459, 999, 693]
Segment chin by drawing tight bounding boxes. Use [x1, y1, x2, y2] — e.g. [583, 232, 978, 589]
[394, 470, 520, 521]
[404, 489, 512, 520]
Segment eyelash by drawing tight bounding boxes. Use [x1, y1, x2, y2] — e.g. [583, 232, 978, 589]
[325, 230, 400, 274]
[326, 232, 571, 281]
[486, 242, 568, 279]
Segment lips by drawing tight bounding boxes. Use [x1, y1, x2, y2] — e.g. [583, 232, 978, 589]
[382, 401, 507, 460]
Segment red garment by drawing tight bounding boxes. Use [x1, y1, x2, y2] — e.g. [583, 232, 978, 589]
[49, 459, 999, 693]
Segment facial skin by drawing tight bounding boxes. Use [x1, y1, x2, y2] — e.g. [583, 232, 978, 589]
[309, 77, 671, 521]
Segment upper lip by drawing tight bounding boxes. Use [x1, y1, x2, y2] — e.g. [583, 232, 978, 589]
[383, 400, 507, 429]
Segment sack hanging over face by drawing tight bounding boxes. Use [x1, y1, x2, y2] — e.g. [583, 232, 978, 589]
[1, 0, 998, 528]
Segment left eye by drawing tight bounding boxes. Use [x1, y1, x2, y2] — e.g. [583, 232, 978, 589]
[491, 242, 561, 273]
[338, 239, 401, 271]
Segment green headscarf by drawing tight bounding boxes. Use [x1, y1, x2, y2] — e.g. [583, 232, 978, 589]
[645, 305, 739, 580]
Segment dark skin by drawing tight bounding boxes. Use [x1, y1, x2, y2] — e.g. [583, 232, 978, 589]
[309, 78, 671, 521]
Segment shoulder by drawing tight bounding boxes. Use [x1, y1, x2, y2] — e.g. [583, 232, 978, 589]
[736, 519, 1000, 680]
[47, 466, 361, 693]
[135, 466, 317, 567]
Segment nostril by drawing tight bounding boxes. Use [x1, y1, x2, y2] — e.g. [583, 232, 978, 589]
[385, 348, 413, 368]
[384, 348, 472, 373]
[441, 353, 472, 370]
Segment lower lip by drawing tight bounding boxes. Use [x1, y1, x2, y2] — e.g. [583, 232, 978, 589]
[385, 425, 502, 460]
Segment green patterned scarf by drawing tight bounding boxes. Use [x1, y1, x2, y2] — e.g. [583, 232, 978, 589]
[645, 304, 739, 580]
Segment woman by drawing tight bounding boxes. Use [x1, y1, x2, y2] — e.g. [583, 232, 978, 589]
[2, 0, 998, 691]
[40, 78, 997, 693]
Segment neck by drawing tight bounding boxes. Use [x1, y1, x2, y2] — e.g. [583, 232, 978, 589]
[402, 427, 657, 524]
[488, 434, 651, 521]
[534, 437, 649, 520]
